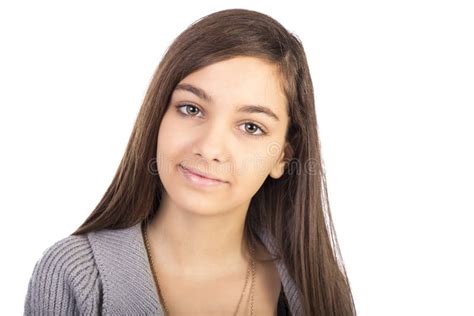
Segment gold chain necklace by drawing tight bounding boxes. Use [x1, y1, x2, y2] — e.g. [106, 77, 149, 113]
[142, 221, 256, 315]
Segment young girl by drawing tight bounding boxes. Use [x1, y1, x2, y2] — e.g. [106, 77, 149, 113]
[24, 8, 356, 316]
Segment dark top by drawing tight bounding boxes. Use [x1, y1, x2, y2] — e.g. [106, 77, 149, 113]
[277, 282, 291, 315]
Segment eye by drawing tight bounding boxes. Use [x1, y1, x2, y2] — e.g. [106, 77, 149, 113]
[175, 103, 268, 137]
[176, 104, 202, 117]
[239, 122, 266, 137]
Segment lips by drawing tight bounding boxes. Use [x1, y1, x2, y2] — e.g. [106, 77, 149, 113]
[179, 164, 226, 183]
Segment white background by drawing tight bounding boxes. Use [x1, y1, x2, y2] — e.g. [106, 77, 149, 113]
[1, 1, 473, 315]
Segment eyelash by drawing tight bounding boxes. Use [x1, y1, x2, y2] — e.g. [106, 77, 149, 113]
[175, 103, 268, 137]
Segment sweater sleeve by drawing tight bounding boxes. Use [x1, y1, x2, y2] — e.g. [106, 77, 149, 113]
[23, 234, 103, 315]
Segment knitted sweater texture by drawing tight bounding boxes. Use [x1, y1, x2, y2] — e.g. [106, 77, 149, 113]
[23, 222, 303, 315]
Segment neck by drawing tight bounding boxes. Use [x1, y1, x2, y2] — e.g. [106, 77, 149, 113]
[146, 193, 254, 279]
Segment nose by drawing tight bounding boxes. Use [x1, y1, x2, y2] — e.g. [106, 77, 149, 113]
[192, 120, 230, 163]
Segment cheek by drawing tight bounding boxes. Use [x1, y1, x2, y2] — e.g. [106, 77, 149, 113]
[156, 115, 183, 174]
[157, 113, 187, 154]
[228, 154, 275, 201]
[235, 150, 277, 181]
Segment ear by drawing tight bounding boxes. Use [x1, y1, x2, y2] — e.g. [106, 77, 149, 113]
[269, 142, 293, 179]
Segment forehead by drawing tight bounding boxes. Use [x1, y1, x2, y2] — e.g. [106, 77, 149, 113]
[172, 56, 288, 116]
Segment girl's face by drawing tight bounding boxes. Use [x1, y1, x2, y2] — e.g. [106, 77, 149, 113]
[156, 56, 290, 215]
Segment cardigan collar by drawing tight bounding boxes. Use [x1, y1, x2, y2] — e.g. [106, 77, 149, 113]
[87, 221, 302, 315]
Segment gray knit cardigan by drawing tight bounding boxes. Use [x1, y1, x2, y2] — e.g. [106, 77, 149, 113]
[24, 222, 303, 315]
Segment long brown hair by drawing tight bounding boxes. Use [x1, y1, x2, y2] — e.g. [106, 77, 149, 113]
[71, 8, 356, 315]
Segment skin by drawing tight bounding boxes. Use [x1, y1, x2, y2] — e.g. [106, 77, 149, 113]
[146, 56, 290, 314]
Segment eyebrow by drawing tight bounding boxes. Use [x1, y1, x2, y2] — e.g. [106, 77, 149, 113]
[174, 83, 280, 122]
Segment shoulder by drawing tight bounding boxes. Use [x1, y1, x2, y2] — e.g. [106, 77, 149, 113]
[30, 234, 97, 284]
[24, 234, 102, 314]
